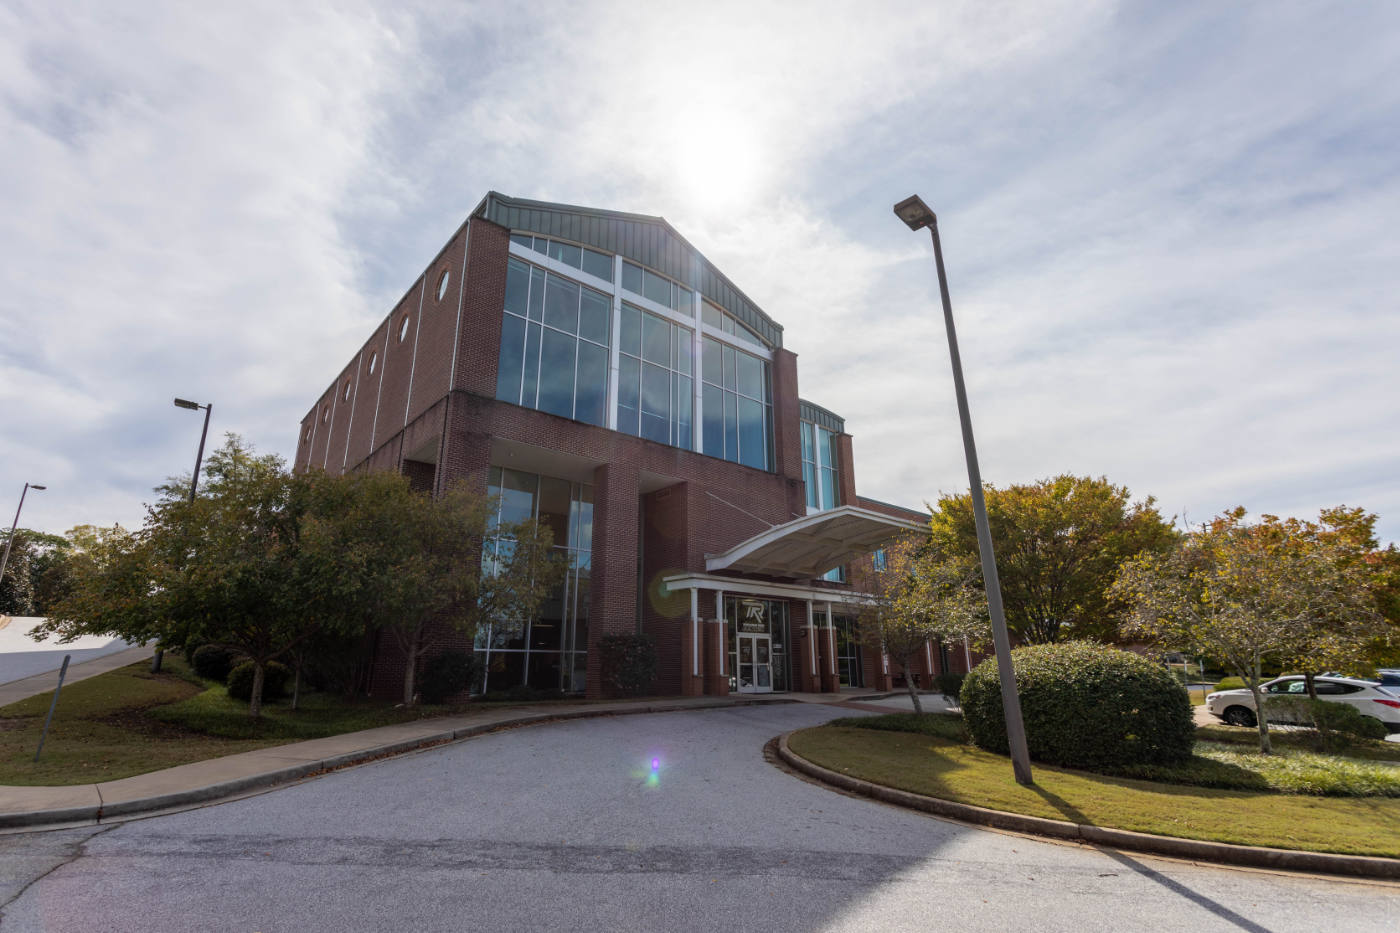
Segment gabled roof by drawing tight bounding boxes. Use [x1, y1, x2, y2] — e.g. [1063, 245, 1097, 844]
[705, 506, 920, 580]
[473, 192, 783, 348]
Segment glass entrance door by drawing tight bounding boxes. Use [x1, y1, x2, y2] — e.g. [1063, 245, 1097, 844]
[736, 633, 773, 694]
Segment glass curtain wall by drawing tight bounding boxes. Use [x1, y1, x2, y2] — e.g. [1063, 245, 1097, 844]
[802, 420, 845, 581]
[497, 237, 777, 470]
[478, 467, 593, 693]
[833, 616, 863, 687]
[701, 338, 772, 470]
[724, 597, 790, 691]
[496, 257, 611, 426]
[616, 303, 693, 448]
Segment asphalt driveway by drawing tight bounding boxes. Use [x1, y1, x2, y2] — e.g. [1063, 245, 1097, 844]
[1, 703, 1394, 931]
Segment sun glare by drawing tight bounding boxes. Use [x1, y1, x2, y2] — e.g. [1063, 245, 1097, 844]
[672, 114, 765, 214]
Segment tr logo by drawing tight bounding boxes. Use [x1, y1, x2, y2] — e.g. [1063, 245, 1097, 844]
[744, 602, 765, 622]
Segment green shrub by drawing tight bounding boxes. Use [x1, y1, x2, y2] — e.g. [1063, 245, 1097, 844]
[191, 645, 241, 683]
[598, 634, 657, 697]
[1263, 695, 1390, 751]
[226, 660, 291, 703]
[1214, 676, 1246, 692]
[419, 651, 481, 704]
[934, 672, 966, 698]
[483, 684, 565, 703]
[961, 641, 1194, 769]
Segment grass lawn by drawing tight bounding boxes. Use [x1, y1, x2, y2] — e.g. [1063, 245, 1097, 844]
[0, 656, 466, 786]
[788, 724, 1400, 858]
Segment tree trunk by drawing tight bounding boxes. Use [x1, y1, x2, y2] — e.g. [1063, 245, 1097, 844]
[1304, 671, 1317, 700]
[249, 661, 265, 718]
[1246, 653, 1270, 754]
[904, 655, 923, 715]
[402, 633, 419, 706]
[291, 659, 301, 712]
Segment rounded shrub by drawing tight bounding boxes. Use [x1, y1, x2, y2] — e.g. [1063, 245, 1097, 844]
[960, 641, 1194, 769]
[419, 650, 481, 704]
[191, 645, 240, 683]
[226, 660, 291, 703]
[934, 672, 966, 699]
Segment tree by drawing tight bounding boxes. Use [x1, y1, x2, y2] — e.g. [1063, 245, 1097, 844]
[1112, 507, 1384, 754]
[852, 535, 988, 714]
[303, 471, 566, 706]
[1274, 507, 1397, 697]
[0, 528, 71, 616]
[928, 475, 1177, 644]
[41, 436, 345, 717]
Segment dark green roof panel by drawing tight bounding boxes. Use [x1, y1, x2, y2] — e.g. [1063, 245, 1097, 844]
[476, 192, 782, 348]
[799, 400, 845, 434]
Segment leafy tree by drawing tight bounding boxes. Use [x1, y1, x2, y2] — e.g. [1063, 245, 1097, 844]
[0, 528, 71, 616]
[927, 475, 1176, 644]
[42, 436, 345, 716]
[302, 470, 565, 706]
[852, 535, 988, 714]
[1112, 507, 1384, 754]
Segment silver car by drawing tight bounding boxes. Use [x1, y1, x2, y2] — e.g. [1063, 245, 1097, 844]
[1205, 675, 1400, 732]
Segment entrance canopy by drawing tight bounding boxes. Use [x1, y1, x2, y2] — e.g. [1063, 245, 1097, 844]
[705, 506, 921, 580]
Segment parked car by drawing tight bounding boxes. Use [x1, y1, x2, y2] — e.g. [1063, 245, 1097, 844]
[1376, 669, 1400, 687]
[1205, 675, 1400, 733]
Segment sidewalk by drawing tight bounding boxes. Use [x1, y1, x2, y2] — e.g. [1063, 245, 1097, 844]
[0, 690, 872, 831]
[0, 645, 155, 707]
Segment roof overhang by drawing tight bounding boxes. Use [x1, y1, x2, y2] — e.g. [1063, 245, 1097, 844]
[704, 506, 921, 580]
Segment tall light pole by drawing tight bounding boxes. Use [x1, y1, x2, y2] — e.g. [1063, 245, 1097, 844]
[152, 398, 213, 673]
[174, 398, 213, 503]
[894, 195, 1034, 786]
[1, 482, 47, 598]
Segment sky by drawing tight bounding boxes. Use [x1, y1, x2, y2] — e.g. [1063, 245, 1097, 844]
[2, 0, 1398, 545]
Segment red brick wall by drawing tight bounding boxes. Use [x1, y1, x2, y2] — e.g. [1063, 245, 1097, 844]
[589, 462, 639, 696]
[454, 219, 509, 398]
[641, 483, 690, 694]
[408, 231, 467, 426]
[347, 321, 391, 469]
[835, 433, 857, 508]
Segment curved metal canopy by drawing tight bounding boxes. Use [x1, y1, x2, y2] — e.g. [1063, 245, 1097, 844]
[705, 506, 921, 580]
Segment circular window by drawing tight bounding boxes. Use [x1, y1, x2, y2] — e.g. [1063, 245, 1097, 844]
[322, 406, 330, 424]
[303, 427, 311, 443]
[436, 268, 450, 302]
[343, 381, 352, 401]
[369, 351, 378, 374]
[398, 314, 410, 342]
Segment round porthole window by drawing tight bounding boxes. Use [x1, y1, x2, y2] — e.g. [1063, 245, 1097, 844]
[436, 268, 450, 302]
[322, 406, 330, 424]
[399, 314, 410, 342]
[368, 351, 378, 374]
[343, 381, 352, 401]
[303, 427, 311, 443]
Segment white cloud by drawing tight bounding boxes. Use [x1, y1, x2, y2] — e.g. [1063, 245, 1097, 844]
[2, 0, 1397, 547]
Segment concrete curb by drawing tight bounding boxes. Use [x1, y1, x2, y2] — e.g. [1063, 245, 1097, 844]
[0, 697, 795, 831]
[776, 731, 1400, 881]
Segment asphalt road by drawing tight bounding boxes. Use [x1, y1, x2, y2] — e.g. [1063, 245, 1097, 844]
[1, 704, 1395, 931]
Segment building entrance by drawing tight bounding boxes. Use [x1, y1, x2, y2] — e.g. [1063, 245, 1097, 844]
[736, 633, 773, 693]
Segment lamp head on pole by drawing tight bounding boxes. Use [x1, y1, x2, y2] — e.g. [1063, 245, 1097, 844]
[893, 195, 936, 231]
[28, 484, 46, 491]
[173, 397, 200, 410]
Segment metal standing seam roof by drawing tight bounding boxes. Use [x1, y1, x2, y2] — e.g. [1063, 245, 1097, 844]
[704, 506, 921, 580]
[798, 400, 845, 434]
[473, 192, 784, 349]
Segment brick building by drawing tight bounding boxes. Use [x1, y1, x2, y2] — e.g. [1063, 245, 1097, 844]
[296, 193, 968, 699]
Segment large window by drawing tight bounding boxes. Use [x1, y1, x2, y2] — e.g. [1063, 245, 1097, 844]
[478, 467, 594, 693]
[801, 421, 841, 512]
[702, 301, 765, 347]
[496, 257, 611, 426]
[701, 336, 772, 470]
[616, 303, 693, 448]
[621, 260, 690, 312]
[509, 233, 613, 281]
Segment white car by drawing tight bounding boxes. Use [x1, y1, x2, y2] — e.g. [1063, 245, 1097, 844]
[1205, 675, 1400, 733]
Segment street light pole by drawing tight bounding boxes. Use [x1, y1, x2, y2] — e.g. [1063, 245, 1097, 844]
[0, 482, 47, 596]
[894, 195, 1034, 786]
[154, 398, 213, 673]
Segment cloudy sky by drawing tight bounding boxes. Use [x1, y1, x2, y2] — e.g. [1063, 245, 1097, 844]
[3, 0, 1398, 544]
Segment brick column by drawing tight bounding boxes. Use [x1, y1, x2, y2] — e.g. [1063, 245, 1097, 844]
[588, 462, 640, 698]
